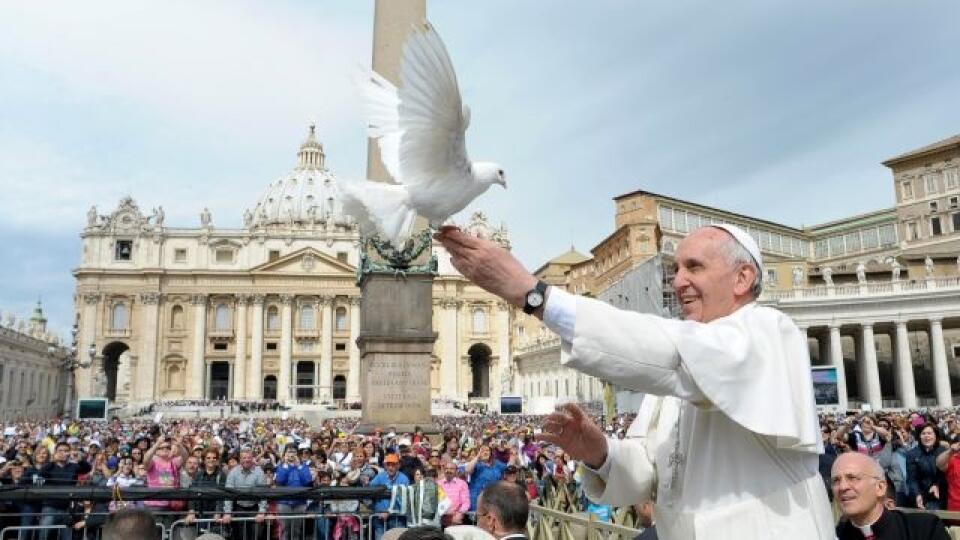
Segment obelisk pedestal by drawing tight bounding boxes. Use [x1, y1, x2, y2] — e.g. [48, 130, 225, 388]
[355, 273, 437, 433]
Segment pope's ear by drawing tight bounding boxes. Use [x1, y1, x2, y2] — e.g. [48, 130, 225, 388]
[733, 264, 756, 297]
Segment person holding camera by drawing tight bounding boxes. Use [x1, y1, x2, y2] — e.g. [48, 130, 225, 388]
[275, 443, 313, 540]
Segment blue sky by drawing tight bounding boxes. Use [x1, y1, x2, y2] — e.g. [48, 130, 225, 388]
[1, 1, 958, 336]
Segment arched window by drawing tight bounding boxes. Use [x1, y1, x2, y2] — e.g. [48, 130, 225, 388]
[472, 308, 486, 333]
[299, 305, 316, 330]
[266, 306, 280, 331]
[214, 304, 231, 331]
[170, 305, 184, 330]
[111, 303, 128, 330]
[335, 307, 347, 331]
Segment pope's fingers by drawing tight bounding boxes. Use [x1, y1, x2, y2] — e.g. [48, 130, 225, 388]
[559, 403, 586, 422]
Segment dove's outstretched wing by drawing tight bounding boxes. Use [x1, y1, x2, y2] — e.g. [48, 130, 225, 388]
[361, 21, 471, 189]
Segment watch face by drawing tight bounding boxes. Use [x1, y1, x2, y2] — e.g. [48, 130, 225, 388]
[527, 291, 544, 308]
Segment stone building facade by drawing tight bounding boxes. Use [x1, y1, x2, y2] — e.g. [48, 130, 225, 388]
[72, 127, 512, 409]
[514, 133, 960, 412]
[0, 303, 67, 419]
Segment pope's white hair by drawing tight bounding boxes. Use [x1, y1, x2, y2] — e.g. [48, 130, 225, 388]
[715, 233, 763, 299]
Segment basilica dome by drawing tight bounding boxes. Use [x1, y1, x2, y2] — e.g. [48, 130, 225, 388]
[246, 125, 351, 228]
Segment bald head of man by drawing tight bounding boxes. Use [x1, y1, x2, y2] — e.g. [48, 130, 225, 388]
[831, 452, 887, 526]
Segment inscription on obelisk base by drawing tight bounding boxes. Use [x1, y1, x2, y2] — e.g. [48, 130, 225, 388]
[355, 273, 437, 433]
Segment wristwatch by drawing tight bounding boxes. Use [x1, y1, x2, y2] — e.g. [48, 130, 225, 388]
[522, 280, 549, 315]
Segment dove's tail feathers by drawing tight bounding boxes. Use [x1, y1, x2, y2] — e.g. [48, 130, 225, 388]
[341, 181, 417, 247]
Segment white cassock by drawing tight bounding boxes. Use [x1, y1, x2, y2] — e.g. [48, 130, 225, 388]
[543, 289, 834, 540]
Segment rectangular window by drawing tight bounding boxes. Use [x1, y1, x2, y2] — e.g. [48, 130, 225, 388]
[925, 173, 940, 195]
[844, 232, 861, 253]
[213, 342, 228, 351]
[828, 235, 845, 257]
[953, 213, 960, 232]
[765, 268, 778, 285]
[878, 224, 897, 246]
[115, 240, 132, 261]
[946, 168, 959, 190]
[675, 210, 688, 233]
[658, 206, 674, 230]
[861, 228, 880, 250]
[907, 221, 921, 241]
[269, 250, 280, 262]
[688, 213, 701, 231]
[335, 343, 346, 351]
[215, 249, 233, 263]
[336, 252, 348, 262]
[930, 200, 939, 212]
[815, 240, 828, 259]
[950, 196, 958, 209]
[932, 216, 943, 236]
[266, 342, 278, 351]
[902, 180, 913, 200]
[174, 248, 187, 263]
[772, 234, 782, 253]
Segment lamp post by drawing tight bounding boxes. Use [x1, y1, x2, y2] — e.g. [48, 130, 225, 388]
[51, 324, 93, 418]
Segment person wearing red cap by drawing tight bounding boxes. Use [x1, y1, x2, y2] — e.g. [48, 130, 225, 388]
[435, 224, 832, 539]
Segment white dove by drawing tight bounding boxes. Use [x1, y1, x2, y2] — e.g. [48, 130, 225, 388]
[342, 21, 506, 247]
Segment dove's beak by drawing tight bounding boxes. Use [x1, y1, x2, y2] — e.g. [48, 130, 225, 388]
[497, 179, 507, 188]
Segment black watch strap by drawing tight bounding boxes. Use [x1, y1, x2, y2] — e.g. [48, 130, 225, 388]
[522, 280, 549, 315]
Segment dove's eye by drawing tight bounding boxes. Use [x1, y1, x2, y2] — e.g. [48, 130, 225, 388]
[497, 169, 503, 177]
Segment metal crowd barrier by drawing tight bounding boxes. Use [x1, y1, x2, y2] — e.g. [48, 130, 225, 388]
[0, 520, 162, 540]
[2, 509, 405, 540]
[169, 512, 370, 540]
[527, 505, 642, 540]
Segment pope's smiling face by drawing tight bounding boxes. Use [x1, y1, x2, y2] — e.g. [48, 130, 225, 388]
[672, 228, 755, 323]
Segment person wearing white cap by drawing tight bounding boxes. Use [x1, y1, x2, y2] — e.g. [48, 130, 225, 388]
[434, 225, 832, 540]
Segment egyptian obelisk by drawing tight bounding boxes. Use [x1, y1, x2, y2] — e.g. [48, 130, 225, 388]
[356, 0, 436, 433]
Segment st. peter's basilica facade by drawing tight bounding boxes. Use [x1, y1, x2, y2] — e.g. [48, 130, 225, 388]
[73, 126, 515, 409]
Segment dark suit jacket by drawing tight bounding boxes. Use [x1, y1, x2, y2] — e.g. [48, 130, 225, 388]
[836, 509, 950, 539]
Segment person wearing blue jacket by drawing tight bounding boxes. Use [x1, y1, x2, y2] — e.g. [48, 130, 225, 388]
[275, 444, 314, 540]
[369, 453, 410, 540]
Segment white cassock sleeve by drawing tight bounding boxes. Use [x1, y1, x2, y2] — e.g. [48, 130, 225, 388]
[575, 396, 675, 506]
[544, 288, 819, 453]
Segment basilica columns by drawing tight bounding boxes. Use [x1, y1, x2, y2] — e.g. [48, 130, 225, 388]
[894, 321, 918, 409]
[233, 295, 248, 399]
[347, 297, 361, 401]
[249, 295, 264, 399]
[931, 318, 952, 407]
[278, 295, 293, 403]
[496, 301, 511, 397]
[439, 299, 460, 397]
[189, 295, 207, 398]
[860, 324, 882, 410]
[76, 293, 101, 399]
[136, 293, 160, 401]
[320, 296, 333, 401]
[828, 325, 848, 409]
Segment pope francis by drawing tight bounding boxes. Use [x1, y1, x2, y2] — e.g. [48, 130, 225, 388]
[434, 224, 834, 539]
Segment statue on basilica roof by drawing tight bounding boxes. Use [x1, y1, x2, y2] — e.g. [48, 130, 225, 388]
[200, 207, 212, 227]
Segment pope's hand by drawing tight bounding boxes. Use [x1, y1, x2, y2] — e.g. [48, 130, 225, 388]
[434, 227, 537, 310]
[537, 403, 608, 469]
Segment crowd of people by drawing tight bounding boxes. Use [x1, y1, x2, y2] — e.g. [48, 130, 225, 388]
[0, 410, 619, 540]
[8, 403, 960, 539]
[820, 408, 960, 514]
